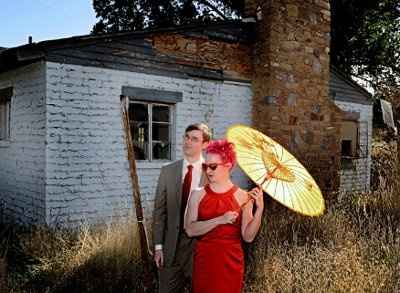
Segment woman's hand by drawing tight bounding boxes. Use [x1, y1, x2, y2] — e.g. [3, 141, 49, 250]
[241, 186, 264, 243]
[248, 186, 264, 211]
[220, 211, 239, 224]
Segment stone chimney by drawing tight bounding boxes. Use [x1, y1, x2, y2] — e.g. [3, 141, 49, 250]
[246, 0, 343, 193]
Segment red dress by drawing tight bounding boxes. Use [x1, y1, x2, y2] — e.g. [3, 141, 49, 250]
[192, 184, 244, 293]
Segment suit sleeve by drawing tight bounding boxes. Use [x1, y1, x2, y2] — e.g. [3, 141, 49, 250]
[152, 166, 167, 248]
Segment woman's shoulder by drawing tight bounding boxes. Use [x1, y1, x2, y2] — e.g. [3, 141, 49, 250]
[234, 187, 251, 206]
[235, 187, 249, 197]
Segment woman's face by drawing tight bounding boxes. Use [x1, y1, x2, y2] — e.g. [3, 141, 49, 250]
[203, 153, 231, 183]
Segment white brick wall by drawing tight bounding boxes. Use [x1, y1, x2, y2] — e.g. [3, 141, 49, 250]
[0, 62, 46, 225]
[45, 62, 252, 227]
[0, 60, 373, 227]
[334, 100, 373, 192]
[0, 61, 255, 228]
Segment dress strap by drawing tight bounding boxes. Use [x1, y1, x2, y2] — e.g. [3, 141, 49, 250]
[231, 185, 239, 194]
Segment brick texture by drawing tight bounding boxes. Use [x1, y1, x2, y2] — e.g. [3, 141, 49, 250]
[0, 62, 46, 225]
[45, 62, 252, 227]
[335, 101, 373, 192]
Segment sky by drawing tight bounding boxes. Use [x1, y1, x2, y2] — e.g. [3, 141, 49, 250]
[0, 0, 97, 48]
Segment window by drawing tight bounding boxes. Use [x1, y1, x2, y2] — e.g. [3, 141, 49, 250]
[0, 87, 12, 141]
[129, 101, 173, 160]
[121, 86, 182, 161]
[340, 120, 359, 158]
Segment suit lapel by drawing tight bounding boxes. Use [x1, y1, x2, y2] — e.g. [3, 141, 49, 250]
[175, 159, 183, 208]
[175, 159, 207, 208]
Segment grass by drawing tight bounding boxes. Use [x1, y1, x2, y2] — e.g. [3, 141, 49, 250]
[1, 219, 146, 293]
[245, 140, 400, 292]
[3, 182, 399, 293]
[1, 141, 400, 292]
[245, 190, 400, 292]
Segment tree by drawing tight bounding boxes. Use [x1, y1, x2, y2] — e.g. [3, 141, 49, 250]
[92, 0, 400, 100]
[92, 0, 243, 33]
[330, 0, 400, 100]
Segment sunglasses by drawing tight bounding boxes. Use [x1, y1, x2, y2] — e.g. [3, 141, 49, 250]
[202, 163, 225, 171]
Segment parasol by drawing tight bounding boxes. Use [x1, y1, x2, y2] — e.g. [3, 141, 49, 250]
[227, 124, 324, 216]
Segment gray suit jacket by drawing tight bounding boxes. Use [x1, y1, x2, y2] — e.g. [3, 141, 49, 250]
[152, 159, 206, 267]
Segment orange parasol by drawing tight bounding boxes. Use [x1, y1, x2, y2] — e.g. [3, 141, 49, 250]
[227, 124, 324, 216]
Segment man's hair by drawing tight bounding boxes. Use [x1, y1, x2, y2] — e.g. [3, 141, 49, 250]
[185, 123, 211, 142]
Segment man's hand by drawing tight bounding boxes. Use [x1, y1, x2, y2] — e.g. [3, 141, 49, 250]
[154, 249, 164, 269]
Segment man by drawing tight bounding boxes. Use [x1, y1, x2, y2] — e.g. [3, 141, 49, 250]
[152, 123, 211, 293]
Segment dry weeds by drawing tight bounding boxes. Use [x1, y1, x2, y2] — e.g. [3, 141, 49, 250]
[1, 141, 400, 292]
[245, 140, 400, 292]
[3, 218, 144, 293]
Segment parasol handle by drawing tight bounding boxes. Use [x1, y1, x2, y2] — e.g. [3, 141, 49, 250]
[260, 173, 272, 186]
[234, 184, 264, 213]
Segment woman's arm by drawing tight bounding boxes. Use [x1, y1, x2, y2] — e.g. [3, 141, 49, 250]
[241, 187, 264, 242]
[184, 189, 238, 237]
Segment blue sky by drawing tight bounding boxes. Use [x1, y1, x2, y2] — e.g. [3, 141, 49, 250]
[0, 0, 97, 48]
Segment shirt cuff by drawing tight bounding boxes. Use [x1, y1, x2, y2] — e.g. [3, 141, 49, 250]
[155, 244, 163, 251]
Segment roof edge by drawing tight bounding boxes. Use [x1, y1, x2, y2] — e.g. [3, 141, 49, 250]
[4, 20, 251, 52]
[330, 65, 373, 100]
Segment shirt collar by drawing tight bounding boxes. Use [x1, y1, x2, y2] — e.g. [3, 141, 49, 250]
[183, 156, 204, 170]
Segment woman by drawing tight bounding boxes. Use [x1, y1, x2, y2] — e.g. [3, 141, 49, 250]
[185, 139, 264, 293]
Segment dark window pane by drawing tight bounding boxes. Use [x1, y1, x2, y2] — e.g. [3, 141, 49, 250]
[131, 121, 148, 160]
[129, 103, 148, 122]
[152, 105, 170, 122]
[341, 140, 352, 157]
[153, 123, 170, 141]
[153, 142, 170, 160]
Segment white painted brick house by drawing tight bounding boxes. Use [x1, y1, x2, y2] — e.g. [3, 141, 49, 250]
[329, 67, 373, 192]
[0, 23, 372, 227]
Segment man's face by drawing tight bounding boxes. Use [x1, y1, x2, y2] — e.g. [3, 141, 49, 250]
[183, 130, 207, 158]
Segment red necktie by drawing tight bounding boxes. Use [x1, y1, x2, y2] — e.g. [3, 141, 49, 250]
[181, 164, 193, 226]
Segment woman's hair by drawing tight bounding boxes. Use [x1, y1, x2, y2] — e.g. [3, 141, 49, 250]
[206, 139, 236, 167]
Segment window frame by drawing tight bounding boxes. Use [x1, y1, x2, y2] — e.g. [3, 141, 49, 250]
[128, 99, 174, 162]
[340, 119, 360, 159]
[0, 87, 13, 142]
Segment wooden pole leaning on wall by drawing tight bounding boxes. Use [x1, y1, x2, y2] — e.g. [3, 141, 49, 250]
[120, 96, 154, 292]
[0, 257, 7, 293]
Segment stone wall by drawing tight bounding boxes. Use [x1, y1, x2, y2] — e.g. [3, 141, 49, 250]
[0, 63, 46, 225]
[152, 33, 253, 81]
[245, 0, 343, 194]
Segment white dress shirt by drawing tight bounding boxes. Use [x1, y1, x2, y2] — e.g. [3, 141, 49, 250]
[182, 156, 204, 192]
